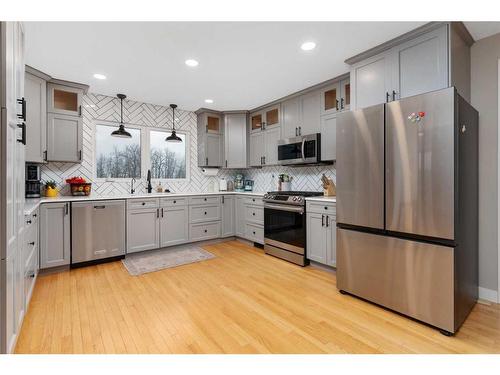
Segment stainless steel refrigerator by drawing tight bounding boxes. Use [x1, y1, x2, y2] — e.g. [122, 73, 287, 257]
[336, 87, 478, 335]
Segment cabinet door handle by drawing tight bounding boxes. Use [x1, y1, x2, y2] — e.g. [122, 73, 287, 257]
[65, 203, 69, 215]
[161, 208, 164, 218]
[386, 92, 390, 103]
[298, 126, 301, 135]
[205, 125, 208, 133]
[392, 90, 397, 101]
[263, 156, 266, 165]
[26, 219, 32, 224]
[222, 196, 224, 204]
[17, 123, 26, 145]
[93, 205, 105, 209]
[17, 97, 26, 121]
[157, 208, 159, 218]
[326, 216, 330, 227]
[321, 214, 325, 227]
[33, 213, 37, 218]
[43, 150, 48, 161]
[206, 157, 208, 166]
[225, 160, 228, 168]
[295, 127, 298, 136]
[29, 241, 35, 246]
[341, 98, 344, 109]
[79, 150, 82, 160]
[204, 229, 208, 233]
[336, 99, 339, 111]
[262, 121, 266, 130]
[78, 105, 82, 116]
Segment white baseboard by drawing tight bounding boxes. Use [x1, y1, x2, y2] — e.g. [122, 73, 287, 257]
[479, 287, 499, 303]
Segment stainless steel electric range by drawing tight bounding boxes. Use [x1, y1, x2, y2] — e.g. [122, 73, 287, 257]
[263, 191, 323, 266]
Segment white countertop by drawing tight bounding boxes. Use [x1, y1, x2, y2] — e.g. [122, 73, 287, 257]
[24, 191, 265, 215]
[305, 196, 337, 203]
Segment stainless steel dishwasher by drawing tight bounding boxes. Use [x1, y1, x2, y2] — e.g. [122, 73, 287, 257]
[71, 200, 126, 266]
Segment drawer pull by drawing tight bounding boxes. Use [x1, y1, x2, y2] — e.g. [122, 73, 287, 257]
[324, 206, 328, 210]
[29, 273, 35, 278]
[204, 198, 207, 201]
[29, 241, 35, 246]
[252, 212, 255, 216]
[142, 202, 146, 206]
[33, 213, 37, 218]
[252, 198, 255, 202]
[26, 219, 32, 224]
[173, 200, 176, 204]
[253, 231, 256, 235]
[204, 229, 208, 233]
[204, 211, 207, 215]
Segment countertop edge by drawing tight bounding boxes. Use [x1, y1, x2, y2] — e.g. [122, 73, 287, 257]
[24, 191, 265, 215]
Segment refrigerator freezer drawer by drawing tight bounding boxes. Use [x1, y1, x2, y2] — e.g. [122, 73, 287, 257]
[337, 228, 455, 332]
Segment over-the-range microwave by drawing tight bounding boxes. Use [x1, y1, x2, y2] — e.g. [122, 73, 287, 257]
[277, 133, 321, 166]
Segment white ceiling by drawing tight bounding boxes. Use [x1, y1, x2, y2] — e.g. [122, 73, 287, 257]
[24, 22, 500, 111]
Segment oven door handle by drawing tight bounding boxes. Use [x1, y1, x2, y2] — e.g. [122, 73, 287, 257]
[264, 203, 304, 214]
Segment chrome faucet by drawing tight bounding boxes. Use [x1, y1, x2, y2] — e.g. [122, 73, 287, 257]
[130, 177, 136, 195]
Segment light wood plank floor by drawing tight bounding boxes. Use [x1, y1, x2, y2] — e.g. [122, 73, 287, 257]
[15, 240, 500, 354]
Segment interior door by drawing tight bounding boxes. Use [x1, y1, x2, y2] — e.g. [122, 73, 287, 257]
[336, 104, 385, 230]
[385, 87, 455, 240]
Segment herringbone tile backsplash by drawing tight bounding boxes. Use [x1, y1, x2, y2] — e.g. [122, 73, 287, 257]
[41, 93, 336, 195]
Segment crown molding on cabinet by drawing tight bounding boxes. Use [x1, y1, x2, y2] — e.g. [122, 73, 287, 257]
[25, 64, 52, 81]
[345, 22, 474, 66]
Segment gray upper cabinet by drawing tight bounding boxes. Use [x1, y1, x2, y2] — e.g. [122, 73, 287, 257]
[393, 25, 449, 100]
[223, 112, 247, 168]
[47, 83, 83, 117]
[197, 110, 223, 167]
[40, 203, 71, 269]
[263, 126, 280, 166]
[25, 70, 47, 163]
[249, 132, 264, 167]
[299, 90, 321, 136]
[348, 23, 472, 109]
[281, 97, 300, 139]
[320, 114, 337, 161]
[250, 104, 281, 133]
[47, 112, 83, 162]
[221, 195, 235, 237]
[351, 51, 393, 109]
[282, 92, 321, 138]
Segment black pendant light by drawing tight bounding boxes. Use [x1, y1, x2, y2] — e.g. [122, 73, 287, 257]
[166, 104, 182, 143]
[111, 94, 132, 138]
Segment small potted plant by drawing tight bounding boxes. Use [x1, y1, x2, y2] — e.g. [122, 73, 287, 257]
[44, 180, 58, 197]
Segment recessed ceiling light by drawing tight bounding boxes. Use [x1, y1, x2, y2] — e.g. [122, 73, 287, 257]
[300, 41, 316, 51]
[204, 99, 214, 104]
[185, 59, 199, 67]
[93, 73, 106, 80]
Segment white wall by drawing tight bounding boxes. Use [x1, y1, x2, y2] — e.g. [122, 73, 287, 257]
[471, 32, 500, 293]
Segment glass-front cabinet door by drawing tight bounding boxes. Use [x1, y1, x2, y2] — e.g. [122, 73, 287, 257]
[263, 104, 280, 130]
[47, 83, 83, 116]
[340, 78, 351, 111]
[321, 84, 340, 115]
[205, 113, 221, 134]
[250, 111, 263, 133]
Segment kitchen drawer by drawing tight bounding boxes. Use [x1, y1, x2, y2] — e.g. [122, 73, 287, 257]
[189, 221, 221, 241]
[24, 229, 37, 268]
[24, 246, 38, 308]
[25, 209, 39, 228]
[127, 198, 159, 210]
[306, 201, 336, 215]
[160, 197, 187, 207]
[245, 223, 264, 244]
[243, 196, 263, 206]
[245, 205, 264, 224]
[190, 204, 221, 223]
[189, 196, 221, 206]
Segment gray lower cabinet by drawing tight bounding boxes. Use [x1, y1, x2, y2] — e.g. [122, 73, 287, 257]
[160, 206, 189, 247]
[190, 221, 221, 241]
[40, 202, 71, 269]
[25, 71, 47, 163]
[235, 196, 246, 237]
[47, 112, 83, 162]
[221, 195, 235, 237]
[306, 202, 336, 267]
[127, 208, 160, 253]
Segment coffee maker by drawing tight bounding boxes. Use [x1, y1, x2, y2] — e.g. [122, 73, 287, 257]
[25, 163, 41, 198]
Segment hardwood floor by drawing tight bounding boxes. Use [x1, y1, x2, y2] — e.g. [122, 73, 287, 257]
[15, 240, 500, 354]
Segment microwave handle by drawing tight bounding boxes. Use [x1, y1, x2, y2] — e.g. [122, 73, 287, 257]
[301, 138, 306, 161]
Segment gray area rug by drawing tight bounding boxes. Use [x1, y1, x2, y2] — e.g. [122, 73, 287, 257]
[122, 245, 215, 276]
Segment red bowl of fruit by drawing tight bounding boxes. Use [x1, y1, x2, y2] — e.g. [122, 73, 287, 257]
[66, 177, 92, 196]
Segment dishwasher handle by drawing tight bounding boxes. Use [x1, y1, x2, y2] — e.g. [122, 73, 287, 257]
[93, 205, 106, 209]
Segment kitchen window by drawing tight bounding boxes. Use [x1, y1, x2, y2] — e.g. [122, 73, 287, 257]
[149, 130, 187, 179]
[94, 122, 189, 181]
[95, 123, 142, 178]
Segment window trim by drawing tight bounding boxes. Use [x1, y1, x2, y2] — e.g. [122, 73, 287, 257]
[92, 120, 190, 183]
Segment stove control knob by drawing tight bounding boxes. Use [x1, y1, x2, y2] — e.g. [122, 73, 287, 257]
[264, 194, 269, 199]
[292, 196, 298, 201]
[297, 197, 303, 202]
